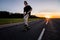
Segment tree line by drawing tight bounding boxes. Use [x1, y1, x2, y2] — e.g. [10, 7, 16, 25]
[0, 11, 39, 18]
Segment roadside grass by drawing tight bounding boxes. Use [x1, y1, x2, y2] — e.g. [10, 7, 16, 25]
[0, 18, 40, 25]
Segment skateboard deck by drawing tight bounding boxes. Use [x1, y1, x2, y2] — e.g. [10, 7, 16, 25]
[23, 26, 31, 32]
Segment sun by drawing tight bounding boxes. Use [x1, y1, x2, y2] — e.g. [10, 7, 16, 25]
[45, 15, 51, 24]
[45, 15, 51, 18]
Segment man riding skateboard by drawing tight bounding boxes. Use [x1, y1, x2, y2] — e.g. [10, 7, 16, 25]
[23, 1, 32, 31]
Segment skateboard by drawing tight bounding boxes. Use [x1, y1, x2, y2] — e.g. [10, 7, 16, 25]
[23, 25, 31, 32]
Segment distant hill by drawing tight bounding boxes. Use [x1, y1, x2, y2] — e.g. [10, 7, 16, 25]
[0, 11, 40, 18]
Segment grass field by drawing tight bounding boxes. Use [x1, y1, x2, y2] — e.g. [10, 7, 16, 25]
[0, 18, 40, 25]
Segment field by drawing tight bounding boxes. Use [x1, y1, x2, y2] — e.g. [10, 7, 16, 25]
[0, 18, 40, 25]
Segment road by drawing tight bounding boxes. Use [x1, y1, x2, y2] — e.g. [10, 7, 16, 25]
[42, 19, 60, 40]
[0, 19, 60, 40]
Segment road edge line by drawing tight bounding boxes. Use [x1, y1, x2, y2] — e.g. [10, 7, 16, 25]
[38, 28, 45, 40]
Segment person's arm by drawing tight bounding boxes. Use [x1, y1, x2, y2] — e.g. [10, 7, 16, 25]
[23, 9, 26, 16]
[28, 9, 32, 13]
[27, 6, 32, 13]
[23, 7, 26, 16]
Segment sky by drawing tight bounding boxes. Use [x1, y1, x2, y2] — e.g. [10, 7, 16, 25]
[0, 0, 60, 18]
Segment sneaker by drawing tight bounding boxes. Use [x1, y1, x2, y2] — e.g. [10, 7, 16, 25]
[24, 24, 28, 27]
[23, 28, 28, 32]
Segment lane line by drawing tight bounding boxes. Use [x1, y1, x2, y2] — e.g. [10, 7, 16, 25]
[46, 20, 48, 25]
[38, 19, 49, 40]
[38, 28, 45, 40]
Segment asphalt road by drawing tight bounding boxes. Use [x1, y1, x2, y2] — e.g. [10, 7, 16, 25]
[0, 19, 60, 40]
[42, 19, 60, 40]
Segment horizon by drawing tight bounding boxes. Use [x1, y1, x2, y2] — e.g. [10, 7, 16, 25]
[0, 0, 60, 18]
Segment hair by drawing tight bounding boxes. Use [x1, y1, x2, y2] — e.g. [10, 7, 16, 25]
[24, 1, 28, 4]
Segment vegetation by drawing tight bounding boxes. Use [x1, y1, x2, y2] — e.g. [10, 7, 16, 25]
[0, 11, 39, 18]
[0, 11, 43, 25]
[0, 18, 40, 25]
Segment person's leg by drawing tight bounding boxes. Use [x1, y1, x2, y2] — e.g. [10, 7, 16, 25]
[24, 14, 29, 26]
[24, 15, 26, 25]
[23, 14, 31, 31]
[25, 14, 29, 26]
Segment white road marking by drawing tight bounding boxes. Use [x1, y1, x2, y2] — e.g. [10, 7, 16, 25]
[46, 20, 48, 25]
[38, 28, 45, 40]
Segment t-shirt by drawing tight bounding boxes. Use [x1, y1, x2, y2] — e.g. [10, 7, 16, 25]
[24, 5, 32, 16]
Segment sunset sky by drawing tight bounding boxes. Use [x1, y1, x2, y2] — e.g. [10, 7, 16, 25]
[0, 0, 60, 18]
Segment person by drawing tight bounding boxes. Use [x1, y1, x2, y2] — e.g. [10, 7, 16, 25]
[23, 1, 32, 28]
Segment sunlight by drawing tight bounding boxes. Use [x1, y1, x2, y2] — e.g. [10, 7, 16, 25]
[45, 15, 51, 18]
[44, 15, 51, 24]
[35, 12, 60, 18]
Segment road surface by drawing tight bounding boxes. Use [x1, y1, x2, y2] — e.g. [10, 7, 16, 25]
[0, 19, 60, 40]
[42, 19, 60, 40]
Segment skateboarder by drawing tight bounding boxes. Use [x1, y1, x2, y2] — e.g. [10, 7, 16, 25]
[23, 1, 32, 30]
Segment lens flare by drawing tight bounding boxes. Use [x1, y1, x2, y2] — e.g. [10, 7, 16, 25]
[44, 15, 51, 24]
[45, 15, 51, 18]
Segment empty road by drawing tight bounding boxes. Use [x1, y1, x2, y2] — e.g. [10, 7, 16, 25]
[0, 19, 60, 40]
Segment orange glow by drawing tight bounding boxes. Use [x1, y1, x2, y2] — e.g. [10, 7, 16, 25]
[35, 12, 60, 18]
[44, 15, 51, 18]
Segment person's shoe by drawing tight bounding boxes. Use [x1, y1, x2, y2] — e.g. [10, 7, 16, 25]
[26, 26, 31, 30]
[24, 25, 31, 31]
[23, 26, 31, 32]
[23, 28, 28, 32]
[24, 24, 28, 27]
